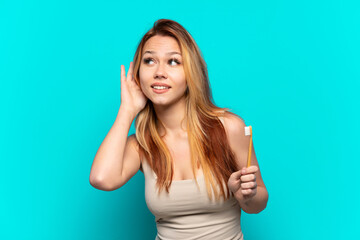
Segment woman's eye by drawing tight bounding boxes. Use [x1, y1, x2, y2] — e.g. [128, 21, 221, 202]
[143, 58, 181, 66]
[169, 58, 181, 66]
[143, 58, 154, 64]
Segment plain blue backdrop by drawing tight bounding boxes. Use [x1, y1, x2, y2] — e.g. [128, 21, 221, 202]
[1, 0, 359, 239]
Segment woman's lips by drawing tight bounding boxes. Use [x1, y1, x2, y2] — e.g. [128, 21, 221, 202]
[151, 82, 171, 88]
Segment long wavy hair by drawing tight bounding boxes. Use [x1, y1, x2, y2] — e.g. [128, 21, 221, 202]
[132, 19, 241, 201]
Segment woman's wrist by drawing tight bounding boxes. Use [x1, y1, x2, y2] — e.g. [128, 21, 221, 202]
[118, 105, 138, 120]
[236, 186, 268, 214]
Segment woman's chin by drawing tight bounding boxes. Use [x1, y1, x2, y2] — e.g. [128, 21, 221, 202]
[150, 97, 180, 108]
[148, 94, 186, 108]
[151, 100, 171, 107]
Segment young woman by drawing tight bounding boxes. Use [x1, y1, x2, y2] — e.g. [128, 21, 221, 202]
[90, 19, 268, 240]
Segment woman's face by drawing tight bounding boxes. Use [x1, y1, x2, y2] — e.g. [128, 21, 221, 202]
[139, 35, 187, 107]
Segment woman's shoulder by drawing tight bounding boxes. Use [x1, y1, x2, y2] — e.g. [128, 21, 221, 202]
[127, 134, 139, 148]
[217, 111, 249, 148]
[218, 111, 246, 133]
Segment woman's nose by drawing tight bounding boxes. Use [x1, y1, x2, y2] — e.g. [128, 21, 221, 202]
[153, 62, 168, 79]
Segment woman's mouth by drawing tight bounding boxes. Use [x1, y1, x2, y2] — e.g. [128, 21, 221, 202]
[151, 85, 171, 94]
[151, 82, 171, 94]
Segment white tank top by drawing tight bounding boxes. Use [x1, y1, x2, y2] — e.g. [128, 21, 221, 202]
[141, 159, 244, 240]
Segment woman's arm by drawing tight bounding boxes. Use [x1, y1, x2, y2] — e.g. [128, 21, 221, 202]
[89, 63, 147, 191]
[89, 106, 139, 191]
[223, 112, 269, 214]
[239, 184, 269, 214]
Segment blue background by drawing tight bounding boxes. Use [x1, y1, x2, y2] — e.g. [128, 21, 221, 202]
[1, 0, 359, 239]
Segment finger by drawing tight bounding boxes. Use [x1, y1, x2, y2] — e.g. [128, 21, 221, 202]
[241, 189, 253, 195]
[127, 62, 134, 81]
[241, 165, 258, 174]
[240, 173, 256, 182]
[241, 181, 257, 189]
[121, 65, 126, 82]
[230, 169, 242, 181]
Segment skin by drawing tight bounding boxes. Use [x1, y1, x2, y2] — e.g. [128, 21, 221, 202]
[119, 35, 268, 213]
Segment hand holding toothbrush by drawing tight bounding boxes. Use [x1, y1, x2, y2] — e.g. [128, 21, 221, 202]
[228, 125, 259, 204]
[228, 165, 259, 204]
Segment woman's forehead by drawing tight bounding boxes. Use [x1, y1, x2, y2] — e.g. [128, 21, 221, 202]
[143, 35, 181, 54]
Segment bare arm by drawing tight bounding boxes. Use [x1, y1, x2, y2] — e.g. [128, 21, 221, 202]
[224, 112, 269, 213]
[89, 107, 139, 191]
[89, 62, 147, 191]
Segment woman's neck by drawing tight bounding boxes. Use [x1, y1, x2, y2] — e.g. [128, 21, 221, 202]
[153, 97, 187, 137]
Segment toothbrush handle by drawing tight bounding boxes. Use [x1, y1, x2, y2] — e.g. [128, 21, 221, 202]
[247, 129, 252, 167]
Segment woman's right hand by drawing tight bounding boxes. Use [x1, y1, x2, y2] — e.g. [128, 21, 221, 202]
[120, 62, 147, 116]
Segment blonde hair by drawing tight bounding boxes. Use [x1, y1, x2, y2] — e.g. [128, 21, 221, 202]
[132, 19, 240, 201]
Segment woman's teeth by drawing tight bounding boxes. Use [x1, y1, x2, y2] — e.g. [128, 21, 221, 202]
[152, 86, 170, 89]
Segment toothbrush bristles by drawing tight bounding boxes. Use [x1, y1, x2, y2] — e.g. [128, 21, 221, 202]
[244, 126, 251, 136]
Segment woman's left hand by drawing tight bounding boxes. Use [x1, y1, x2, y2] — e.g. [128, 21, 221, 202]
[227, 166, 258, 204]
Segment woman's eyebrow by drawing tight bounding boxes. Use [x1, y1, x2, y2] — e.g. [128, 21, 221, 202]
[143, 50, 181, 56]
